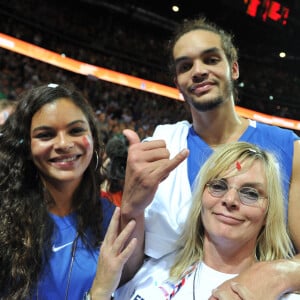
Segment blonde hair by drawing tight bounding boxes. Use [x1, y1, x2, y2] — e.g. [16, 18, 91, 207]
[170, 142, 294, 280]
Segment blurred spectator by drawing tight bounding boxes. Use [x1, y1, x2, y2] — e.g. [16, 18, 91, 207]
[0, 99, 17, 125]
[100, 136, 128, 207]
[0, 0, 299, 129]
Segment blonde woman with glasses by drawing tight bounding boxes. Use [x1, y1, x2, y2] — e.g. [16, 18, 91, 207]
[109, 141, 299, 299]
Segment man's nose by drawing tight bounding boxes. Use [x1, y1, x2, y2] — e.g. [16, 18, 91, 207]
[192, 60, 208, 82]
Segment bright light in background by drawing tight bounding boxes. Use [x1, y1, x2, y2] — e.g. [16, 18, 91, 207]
[279, 51, 286, 58]
[172, 5, 179, 12]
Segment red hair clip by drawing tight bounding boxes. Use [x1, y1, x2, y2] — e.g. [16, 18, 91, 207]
[236, 161, 241, 171]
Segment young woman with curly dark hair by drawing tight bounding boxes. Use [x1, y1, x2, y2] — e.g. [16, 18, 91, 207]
[0, 83, 120, 299]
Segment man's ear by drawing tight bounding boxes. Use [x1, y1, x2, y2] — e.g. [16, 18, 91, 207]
[232, 61, 239, 80]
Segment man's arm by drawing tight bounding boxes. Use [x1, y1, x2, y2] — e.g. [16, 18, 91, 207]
[288, 140, 300, 252]
[209, 257, 300, 300]
[119, 129, 189, 283]
[90, 129, 188, 297]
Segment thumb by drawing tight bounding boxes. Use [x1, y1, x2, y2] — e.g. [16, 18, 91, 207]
[123, 129, 141, 146]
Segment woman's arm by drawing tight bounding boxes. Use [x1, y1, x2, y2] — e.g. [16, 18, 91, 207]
[90, 207, 137, 300]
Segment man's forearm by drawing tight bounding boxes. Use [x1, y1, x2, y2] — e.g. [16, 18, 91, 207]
[119, 204, 145, 284]
[211, 256, 300, 300]
[279, 254, 300, 293]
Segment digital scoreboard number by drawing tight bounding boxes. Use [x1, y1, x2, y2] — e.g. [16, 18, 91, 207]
[244, 0, 290, 25]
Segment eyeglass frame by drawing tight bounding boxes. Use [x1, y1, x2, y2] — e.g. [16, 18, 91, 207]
[205, 178, 267, 206]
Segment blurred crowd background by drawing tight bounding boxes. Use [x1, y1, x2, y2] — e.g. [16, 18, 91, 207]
[0, 0, 300, 145]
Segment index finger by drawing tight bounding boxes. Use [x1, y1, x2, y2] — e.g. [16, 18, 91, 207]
[104, 207, 120, 244]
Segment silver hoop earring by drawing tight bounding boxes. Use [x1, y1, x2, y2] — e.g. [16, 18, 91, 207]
[94, 151, 99, 171]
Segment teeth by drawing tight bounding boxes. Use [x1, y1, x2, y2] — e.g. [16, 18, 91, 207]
[54, 156, 77, 162]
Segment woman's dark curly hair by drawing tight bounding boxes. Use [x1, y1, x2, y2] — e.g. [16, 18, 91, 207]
[0, 84, 105, 299]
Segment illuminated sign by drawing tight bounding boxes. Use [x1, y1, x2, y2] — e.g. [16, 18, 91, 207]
[244, 0, 290, 25]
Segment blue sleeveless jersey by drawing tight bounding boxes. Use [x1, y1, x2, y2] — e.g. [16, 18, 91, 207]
[188, 120, 299, 220]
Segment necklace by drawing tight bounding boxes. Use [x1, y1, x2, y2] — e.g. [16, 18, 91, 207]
[36, 233, 79, 300]
[64, 233, 79, 300]
[192, 262, 201, 300]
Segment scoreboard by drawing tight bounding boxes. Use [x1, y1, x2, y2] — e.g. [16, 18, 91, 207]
[244, 0, 290, 25]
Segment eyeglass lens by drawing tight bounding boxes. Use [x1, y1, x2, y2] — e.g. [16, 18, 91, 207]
[207, 179, 262, 205]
